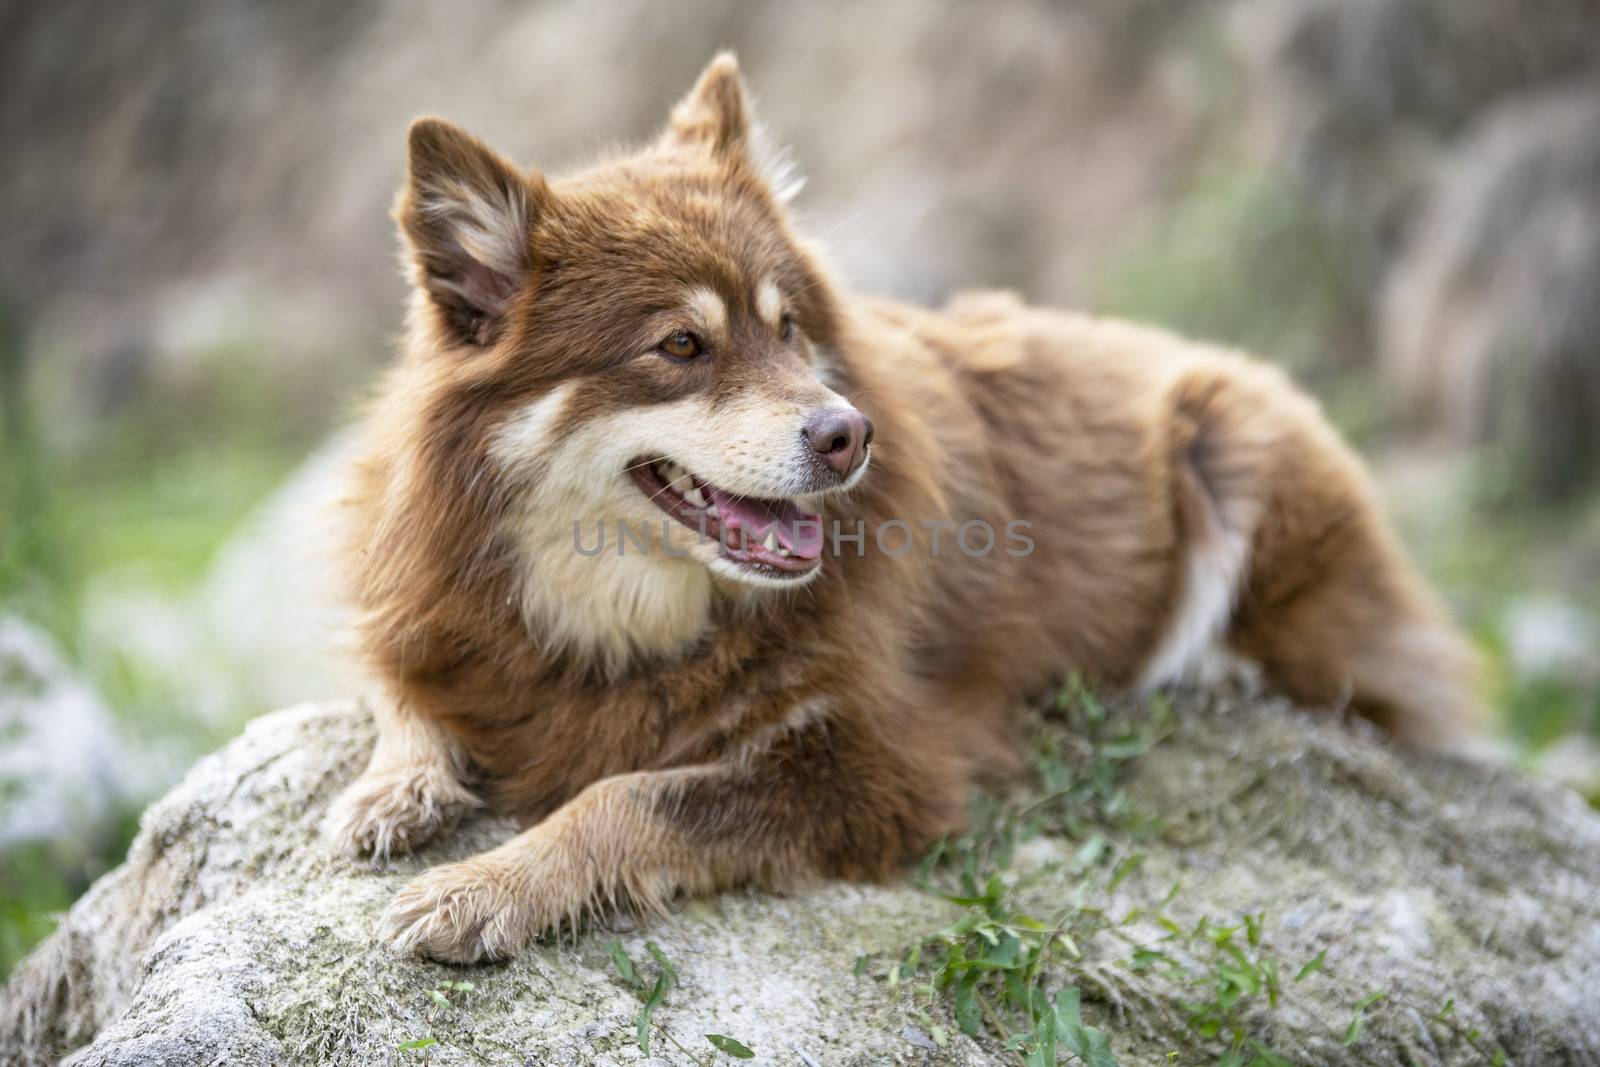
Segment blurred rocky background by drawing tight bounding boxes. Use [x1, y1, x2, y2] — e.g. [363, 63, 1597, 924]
[1, 0, 1596, 979]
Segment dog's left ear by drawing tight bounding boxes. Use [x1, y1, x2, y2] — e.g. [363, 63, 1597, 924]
[664, 53, 804, 203]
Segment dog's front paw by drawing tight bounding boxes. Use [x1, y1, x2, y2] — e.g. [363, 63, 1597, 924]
[381, 860, 534, 964]
[323, 764, 480, 861]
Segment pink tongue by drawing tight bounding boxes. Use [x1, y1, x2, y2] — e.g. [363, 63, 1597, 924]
[705, 486, 824, 559]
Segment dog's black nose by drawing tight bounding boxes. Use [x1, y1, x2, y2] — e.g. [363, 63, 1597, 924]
[803, 408, 874, 478]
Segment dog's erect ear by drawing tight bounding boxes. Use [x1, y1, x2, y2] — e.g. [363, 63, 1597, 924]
[665, 52, 752, 156]
[662, 53, 804, 203]
[396, 117, 547, 346]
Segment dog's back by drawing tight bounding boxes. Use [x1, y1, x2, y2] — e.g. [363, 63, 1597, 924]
[867, 290, 1482, 745]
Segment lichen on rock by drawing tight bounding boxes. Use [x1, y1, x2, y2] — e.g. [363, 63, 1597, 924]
[3, 692, 1599, 1066]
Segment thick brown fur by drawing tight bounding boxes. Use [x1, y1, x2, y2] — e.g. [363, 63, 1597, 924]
[324, 54, 1483, 963]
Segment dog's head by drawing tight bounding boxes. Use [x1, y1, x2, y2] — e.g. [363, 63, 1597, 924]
[389, 55, 870, 662]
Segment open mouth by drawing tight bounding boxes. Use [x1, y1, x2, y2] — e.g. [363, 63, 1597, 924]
[628, 458, 825, 579]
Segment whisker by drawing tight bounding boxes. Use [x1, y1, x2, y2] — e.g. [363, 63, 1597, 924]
[812, 209, 869, 242]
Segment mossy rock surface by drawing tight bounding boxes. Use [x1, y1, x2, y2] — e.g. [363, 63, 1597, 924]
[3, 693, 1598, 1066]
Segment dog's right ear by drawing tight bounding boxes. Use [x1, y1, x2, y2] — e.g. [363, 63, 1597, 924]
[396, 117, 548, 347]
[665, 53, 752, 157]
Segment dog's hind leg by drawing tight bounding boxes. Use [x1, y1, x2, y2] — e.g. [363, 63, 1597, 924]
[1226, 522, 1487, 748]
[1154, 367, 1486, 747]
[323, 692, 481, 861]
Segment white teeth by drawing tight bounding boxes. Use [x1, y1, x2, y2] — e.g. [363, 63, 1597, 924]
[761, 531, 780, 552]
[652, 459, 706, 507]
[704, 501, 719, 517]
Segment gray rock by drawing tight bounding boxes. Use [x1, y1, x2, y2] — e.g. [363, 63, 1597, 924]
[4, 693, 1600, 1066]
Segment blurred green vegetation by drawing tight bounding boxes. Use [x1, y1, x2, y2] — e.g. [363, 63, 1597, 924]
[9, 342, 328, 620]
[1093, 150, 1367, 407]
[1417, 488, 1600, 754]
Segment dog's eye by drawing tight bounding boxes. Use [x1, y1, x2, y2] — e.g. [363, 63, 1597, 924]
[780, 315, 795, 342]
[659, 331, 703, 362]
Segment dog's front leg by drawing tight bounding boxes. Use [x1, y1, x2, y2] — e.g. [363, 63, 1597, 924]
[324, 694, 481, 861]
[381, 712, 964, 963]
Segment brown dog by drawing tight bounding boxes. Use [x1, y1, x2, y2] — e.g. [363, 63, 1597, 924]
[324, 54, 1481, 963]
